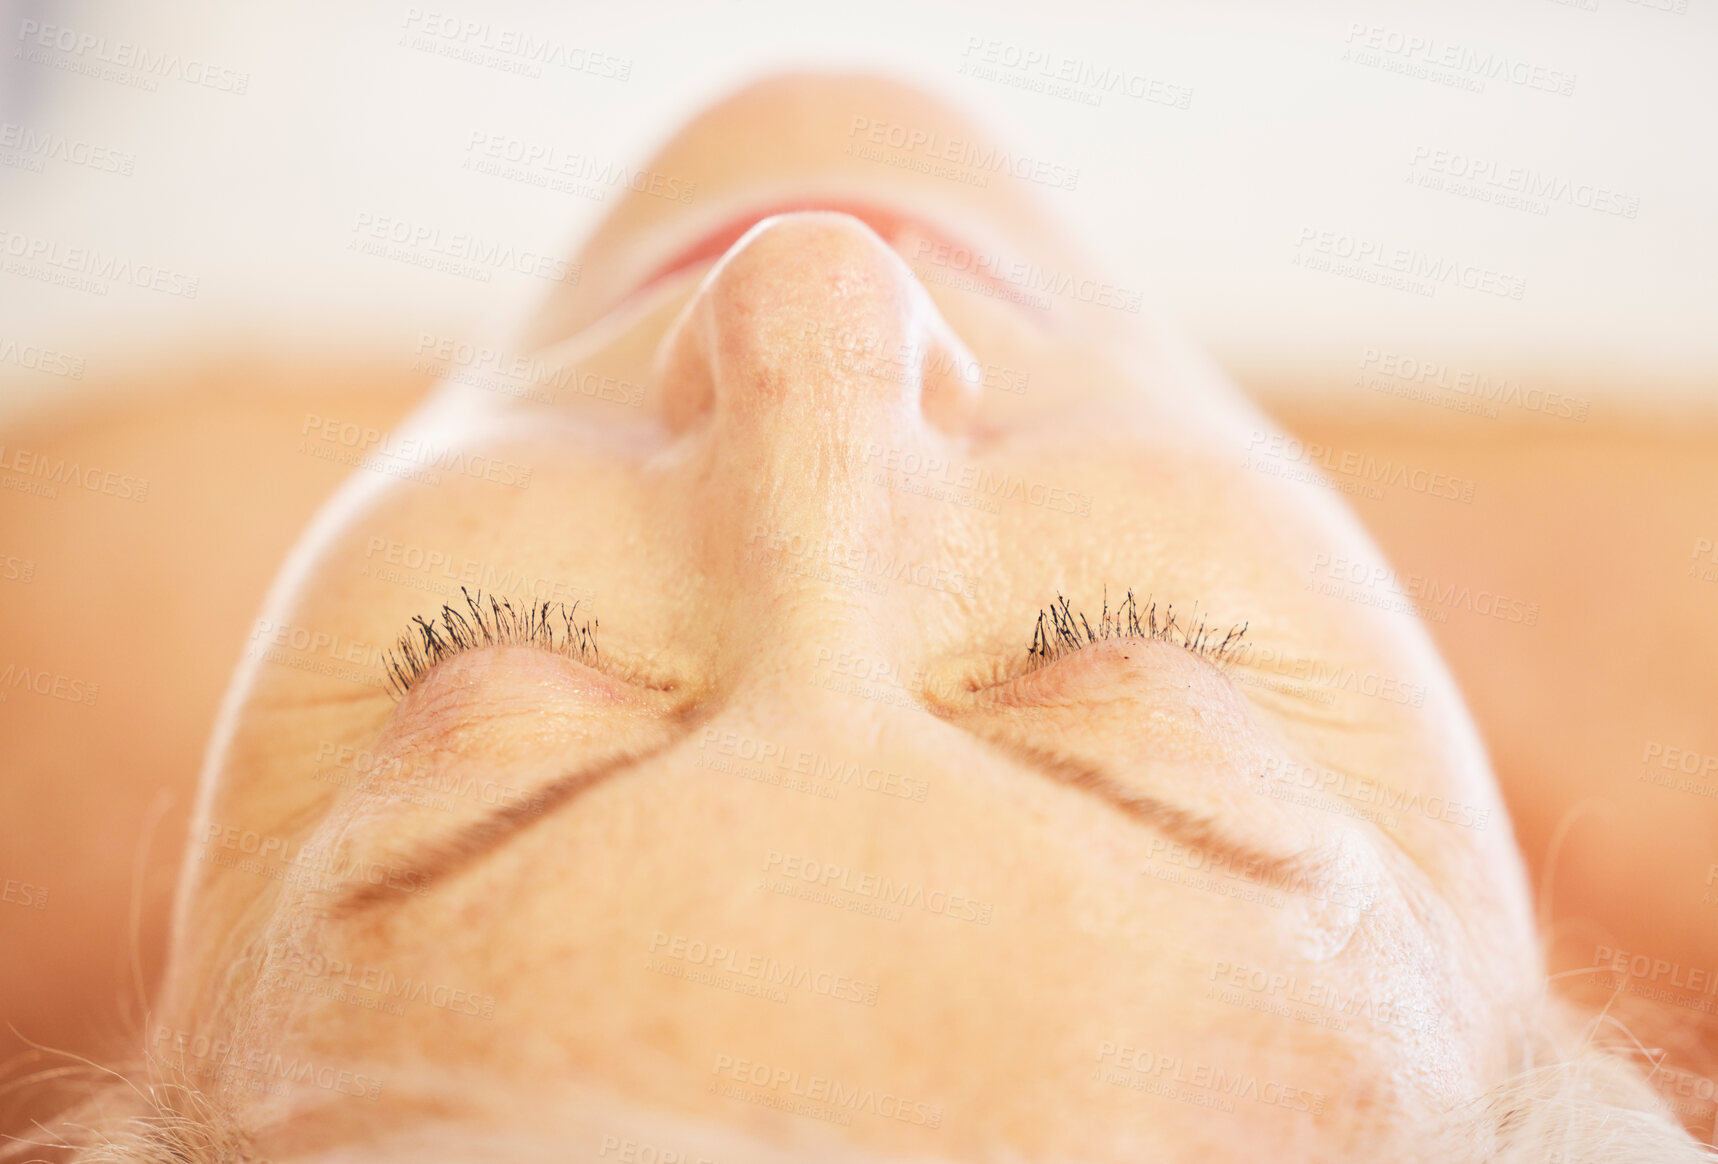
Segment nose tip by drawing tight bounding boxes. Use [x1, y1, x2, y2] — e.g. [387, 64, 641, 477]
[654, 211, 979, 438]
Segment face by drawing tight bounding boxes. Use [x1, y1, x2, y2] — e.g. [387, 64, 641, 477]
[162, 74, 1540, 1162]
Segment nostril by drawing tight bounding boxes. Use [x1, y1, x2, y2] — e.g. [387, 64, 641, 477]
[649, 211, 982, 438]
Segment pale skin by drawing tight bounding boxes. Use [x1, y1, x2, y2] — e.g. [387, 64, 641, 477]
[149, 75, 1540, 1161]
[5, 73, 1712, 1160]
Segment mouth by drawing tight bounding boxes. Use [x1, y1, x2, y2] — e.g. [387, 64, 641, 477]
[615, 198, 1039, 315]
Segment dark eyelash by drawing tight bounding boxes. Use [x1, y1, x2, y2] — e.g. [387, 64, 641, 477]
[384, 587, 599, 699]
[1027, 589, 1248, 669]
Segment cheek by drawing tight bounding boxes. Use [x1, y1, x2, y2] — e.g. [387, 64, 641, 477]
[1309, 843, 1501, 1109]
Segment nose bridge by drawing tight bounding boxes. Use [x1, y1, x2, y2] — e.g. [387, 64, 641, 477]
[659, 213, 974, 678]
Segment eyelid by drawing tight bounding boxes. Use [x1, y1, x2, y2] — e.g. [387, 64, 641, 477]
[931, 591, 1249, 703]
[390, 645, 642, 732]
[383, 587, 600, 699]
[972, 634, 1234, 715]
[928, 635, 1342, 871]
[310, 647, 686, 918]
[1026, 590, 1248, 673]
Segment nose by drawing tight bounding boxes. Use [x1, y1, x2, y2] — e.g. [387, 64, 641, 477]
[655, 211, 978, 437]
[654, 212, 980, 677]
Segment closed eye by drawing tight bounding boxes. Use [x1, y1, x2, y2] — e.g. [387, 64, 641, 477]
[1021, 591, 1390, 727]
[1026, 589, 1248, 671]
[383, 587, 599, 699]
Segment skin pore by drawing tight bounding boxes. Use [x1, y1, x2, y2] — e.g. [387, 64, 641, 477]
[140, 74, 1550, 1162]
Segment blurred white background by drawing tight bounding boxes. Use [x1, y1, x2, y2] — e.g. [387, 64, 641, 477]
[1, 0, 1713, 420]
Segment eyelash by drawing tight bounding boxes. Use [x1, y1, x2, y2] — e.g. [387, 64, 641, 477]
[383, 587, 1240, 697]
[384, 587, 599, 699]
[1027, 589, 1248, 669]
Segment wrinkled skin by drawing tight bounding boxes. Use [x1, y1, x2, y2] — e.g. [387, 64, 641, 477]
[161, 74, 1539, 1162]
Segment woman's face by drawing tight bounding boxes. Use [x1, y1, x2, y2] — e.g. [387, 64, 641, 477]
[166, 75, 1539, 1161]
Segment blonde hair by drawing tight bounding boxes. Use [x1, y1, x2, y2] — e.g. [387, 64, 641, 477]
[5, 995, 1713, 1164]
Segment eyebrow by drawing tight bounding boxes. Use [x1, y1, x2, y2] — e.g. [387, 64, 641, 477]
[327, 733, 1306, 918]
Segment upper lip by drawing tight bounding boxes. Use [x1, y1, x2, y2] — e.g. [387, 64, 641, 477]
[615, 198, 1001, 308]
